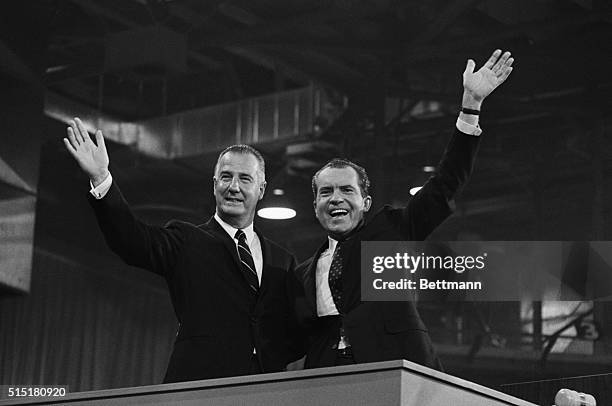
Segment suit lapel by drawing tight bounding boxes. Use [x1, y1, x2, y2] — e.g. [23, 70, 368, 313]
[304, 241, 328, 314]
[201, 217, 243, 273]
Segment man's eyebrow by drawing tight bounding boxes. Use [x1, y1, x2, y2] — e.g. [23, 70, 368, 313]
[218, 169, 253, 175]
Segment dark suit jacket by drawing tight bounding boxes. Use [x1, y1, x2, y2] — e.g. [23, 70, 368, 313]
[89, 183, 299, 382]
[292, 128, 480, 369]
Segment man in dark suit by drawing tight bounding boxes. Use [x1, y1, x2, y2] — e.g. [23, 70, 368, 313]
[63, 123, 300, 382]
[291, 49, 515, 369]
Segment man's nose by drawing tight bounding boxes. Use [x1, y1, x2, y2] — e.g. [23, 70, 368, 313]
[228, 177, 240, 191]
[330, 189, 343, 203]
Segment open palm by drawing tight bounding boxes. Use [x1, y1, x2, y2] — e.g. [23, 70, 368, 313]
[463, 49, 514, 102]
[63, 118, 109, 185]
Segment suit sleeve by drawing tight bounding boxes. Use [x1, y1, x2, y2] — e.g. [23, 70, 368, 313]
[398, 128, 480, 240]
[88, 181, 185, 277]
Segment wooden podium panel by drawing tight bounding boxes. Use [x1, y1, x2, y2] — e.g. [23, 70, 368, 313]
[0, 360, 537, 406]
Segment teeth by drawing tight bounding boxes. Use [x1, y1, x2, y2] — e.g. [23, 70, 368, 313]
[330, 209, 348, 216]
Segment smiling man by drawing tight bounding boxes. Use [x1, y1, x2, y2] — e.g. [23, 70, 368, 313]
[63, 130, 301, 382]
[291, 49, 514, 369]
[214, 148, 266, 229]
[312, 160, 372, 239]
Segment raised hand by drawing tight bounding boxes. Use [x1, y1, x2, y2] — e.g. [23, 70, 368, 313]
[63, 118, 110, 186]
[463, 49, 514, 104]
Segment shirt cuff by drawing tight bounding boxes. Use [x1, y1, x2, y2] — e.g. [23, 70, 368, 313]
[89, 172, 113, 199]
[456, 117, 482, 136]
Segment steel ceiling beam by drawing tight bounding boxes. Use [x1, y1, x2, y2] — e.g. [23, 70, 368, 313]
[411, 0, 483, 45]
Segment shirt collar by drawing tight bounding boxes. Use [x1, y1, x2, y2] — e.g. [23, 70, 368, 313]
[326, 236, 338, 254]
[214, 213, 255, 244]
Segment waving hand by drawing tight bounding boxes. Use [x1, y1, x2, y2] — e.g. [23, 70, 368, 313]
[463, 49, 514, 103]
[63, 118, 110, 186]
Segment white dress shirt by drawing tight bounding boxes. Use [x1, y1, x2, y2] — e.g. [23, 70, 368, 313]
[316, 237, 340, 317]
[213, 213, 263, 284]
[456, 116, 481, 136]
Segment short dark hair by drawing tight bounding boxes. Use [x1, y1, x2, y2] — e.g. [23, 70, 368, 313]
[312, 158, 370, 198]
[215, 144, 266, 180]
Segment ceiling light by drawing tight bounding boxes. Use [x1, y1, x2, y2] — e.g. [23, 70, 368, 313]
[258, 207, 296, 220]
[258, 187, 296, 220]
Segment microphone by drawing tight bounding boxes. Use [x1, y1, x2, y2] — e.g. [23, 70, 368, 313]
[554, 389, 596, 406]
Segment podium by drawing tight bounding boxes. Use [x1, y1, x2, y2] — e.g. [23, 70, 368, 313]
[1, 360, 537, 405]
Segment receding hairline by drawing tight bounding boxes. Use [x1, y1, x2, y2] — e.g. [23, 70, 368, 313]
[312, 163, 369, 197]
[313, 164, 359, 184]
[214, 146, 266, 181]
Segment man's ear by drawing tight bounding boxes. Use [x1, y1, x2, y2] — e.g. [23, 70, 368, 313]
[363, 195, 372, 212]
[258, 181, 267, 200]
[212, 177, 217, 194]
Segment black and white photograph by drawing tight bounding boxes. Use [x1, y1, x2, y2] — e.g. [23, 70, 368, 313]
[1, 1, 611, 405]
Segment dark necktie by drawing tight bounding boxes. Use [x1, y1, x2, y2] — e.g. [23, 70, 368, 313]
[328, 241, 344, 313]
[235, 229, 258, 293]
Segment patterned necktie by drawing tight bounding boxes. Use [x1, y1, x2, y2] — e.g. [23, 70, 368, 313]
[235, 229, 258, 293]
[328, 241, 344, 313]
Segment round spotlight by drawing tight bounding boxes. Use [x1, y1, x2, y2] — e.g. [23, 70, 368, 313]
[422, 166, 436, 173]
[257, 207, 296, 220]
[409, 186, 423, 196]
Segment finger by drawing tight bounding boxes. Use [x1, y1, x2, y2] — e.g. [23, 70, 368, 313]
[94, 130, 106, 152]
[464, 59, 475, 76]
[69, 120, 84, 144]
[497, 57, 514, 77]
[66, 127, 80, 150]
[74, 117, 91, 144]
[484, 49, 502, 69]
[63, 138, 78, 156]
[493, 51, 511, 72]
[499, 66, 513, 83]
